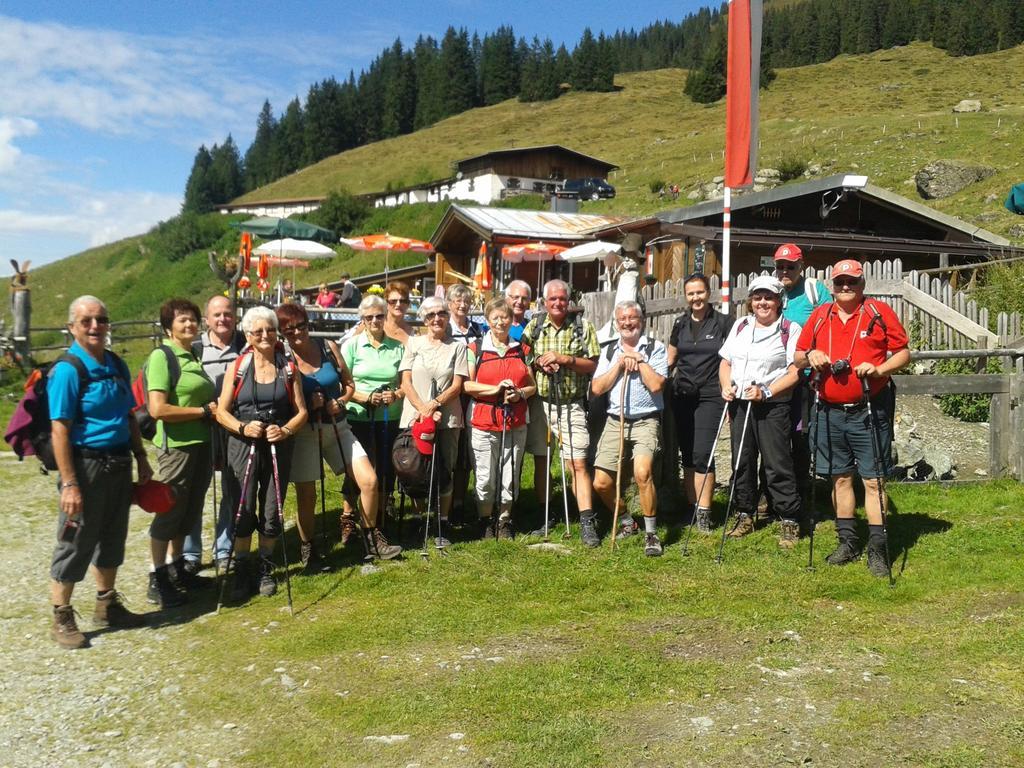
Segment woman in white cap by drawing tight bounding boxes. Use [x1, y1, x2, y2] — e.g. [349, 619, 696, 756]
[718, 275, 802, 548]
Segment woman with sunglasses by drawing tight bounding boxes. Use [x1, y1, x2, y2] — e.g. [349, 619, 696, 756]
[338, 295, 405, 544]
[384, 281, 416, 345]
[276, 303, 401, 565]
[399, 296, 470, 546]
[667, 273, 734, 534]
[216, 306, 307, 600]
[718, 275, 802, 548]
[463, 298, 535, 539]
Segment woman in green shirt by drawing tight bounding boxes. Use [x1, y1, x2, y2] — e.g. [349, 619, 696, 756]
[145, 298, 217, 609]
[340, 295, 405, 541]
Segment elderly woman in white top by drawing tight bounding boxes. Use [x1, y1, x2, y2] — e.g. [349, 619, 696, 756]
[718, 275, 802, 548]
[399, 295, 470, 546]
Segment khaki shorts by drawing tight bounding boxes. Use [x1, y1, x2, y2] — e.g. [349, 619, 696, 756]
[289, 419, 367, 484]
[525, 396, 549, 456]
[542, 399, 589, 461]
[593, 415, 661, 472]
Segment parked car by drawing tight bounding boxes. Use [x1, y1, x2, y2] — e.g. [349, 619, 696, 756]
[562, 178, 616, 201]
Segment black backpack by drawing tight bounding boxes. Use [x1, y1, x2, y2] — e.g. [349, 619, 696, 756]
[391, 429, 444, 500]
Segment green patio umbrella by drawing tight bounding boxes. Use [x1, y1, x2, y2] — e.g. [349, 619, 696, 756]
[231, 216, 335, 243]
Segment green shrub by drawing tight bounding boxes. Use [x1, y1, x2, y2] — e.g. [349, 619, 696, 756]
[147, 212, 231, 263]
[972, 261, 1024, 317]
[933, 356, 1002, 422]
[648, 179, 666, 194]
[777, 154, 808, 182]
[304, 189, 370, 237]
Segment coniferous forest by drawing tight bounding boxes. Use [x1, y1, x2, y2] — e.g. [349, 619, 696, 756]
[183, 0, 1024, 213]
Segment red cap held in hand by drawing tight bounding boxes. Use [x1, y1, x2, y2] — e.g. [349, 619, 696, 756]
[133, 480, 176, 515]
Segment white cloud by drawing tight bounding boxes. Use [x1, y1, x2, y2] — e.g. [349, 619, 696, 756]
[0, 117, 38, 173]
[0, 188, 181, 247]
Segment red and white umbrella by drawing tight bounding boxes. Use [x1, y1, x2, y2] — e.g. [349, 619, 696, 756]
[500, 241, 568, 263]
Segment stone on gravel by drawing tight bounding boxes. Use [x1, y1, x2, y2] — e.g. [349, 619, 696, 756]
[915, 160, 996, 200]
[364, 734, 410, 745]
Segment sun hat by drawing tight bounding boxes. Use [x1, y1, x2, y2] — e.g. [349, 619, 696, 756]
[132, 479, 176, 515]
[773, 243, 802, 261]
[832, 259, 864, 278]
[748, 275, 786, 296]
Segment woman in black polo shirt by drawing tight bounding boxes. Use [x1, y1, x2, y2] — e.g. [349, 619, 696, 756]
[668, 274, 734, 531]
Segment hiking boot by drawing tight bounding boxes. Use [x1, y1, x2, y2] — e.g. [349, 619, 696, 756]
[300, 541, 331, 574]
[529, 517, 559, 536]
[694, 507, 713, 534]
[51, 605, 87, 650]
[728, 513, 755, 538]
[778, 519, 800, 550]
[94, 590, 146, 628]
[481, 518, 497, 540]
[866, 540, 890, 578]
[340, 514, 358, 546]
[368, 528, 403, 560]
[643, 532, 664, 557]
[615, 516, 640, 540]
[171, 558, 214, 591]
[149, 567, 186, 609]
[496, 516, 514, 541]
[230, 557, 254, 602]
[825, 538, 862, 566]
[258, 556, 277, 597]
[579, 513, 600, 548]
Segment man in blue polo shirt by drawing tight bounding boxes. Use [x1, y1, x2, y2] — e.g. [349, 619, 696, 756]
[48, 295, 152, 649]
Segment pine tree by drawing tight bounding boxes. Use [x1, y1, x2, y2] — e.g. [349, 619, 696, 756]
[207, 136, 243, 204]
[381, 44, 417, 137]
[182, 145, 213, 213]
[244, 100, 276, 191]
[594, 32, 617, 91]
[438, 27, 477, 117]
[572, 28, 600, 91]
[881, 0, 914, 48]
[480, 26, 520, 105]
[413, 35, 442, 129]
[273, 98, 305, 178]
[683, 18, 726, 104]
[554, 43, 573, 87]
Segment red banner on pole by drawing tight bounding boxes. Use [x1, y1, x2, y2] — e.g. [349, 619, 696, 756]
[725, 0, 762, 189]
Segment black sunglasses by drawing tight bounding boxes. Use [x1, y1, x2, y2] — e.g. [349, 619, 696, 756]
[281, 322, 308, 334]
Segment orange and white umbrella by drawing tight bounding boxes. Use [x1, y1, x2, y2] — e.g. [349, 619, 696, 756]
[500, 241, 568, 263]
[473, 242, 492, 292]
[340, 233, 435, 253]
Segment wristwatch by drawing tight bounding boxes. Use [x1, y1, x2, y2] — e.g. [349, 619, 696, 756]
[761, 385, 773, 400]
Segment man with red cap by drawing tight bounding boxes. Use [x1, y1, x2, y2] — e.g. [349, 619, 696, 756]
[794, 259, 910, 577]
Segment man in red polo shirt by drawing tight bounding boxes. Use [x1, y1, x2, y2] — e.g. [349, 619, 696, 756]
[794, 259, 910, 577]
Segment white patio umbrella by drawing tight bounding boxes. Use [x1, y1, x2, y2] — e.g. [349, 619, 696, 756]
[253, 238, 338, 259]
[559, 240, 623, 290]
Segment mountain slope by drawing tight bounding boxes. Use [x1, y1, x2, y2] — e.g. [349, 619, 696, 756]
[237, 42, 1024, 240]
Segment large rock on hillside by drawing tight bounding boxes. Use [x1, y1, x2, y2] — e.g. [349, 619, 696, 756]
[915, 161, 996, 200]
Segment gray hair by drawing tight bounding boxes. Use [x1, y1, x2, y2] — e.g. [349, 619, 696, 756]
[418, 296, 447, 321]
[358, 295, 387, 315]
[68, 295, 106, 324]
[614, 300, 644, 320]
[542, 279, 569, 299]
[240, 305, 279, 333]
[505, 280, 531, 298]
[446, 283, 473, 303]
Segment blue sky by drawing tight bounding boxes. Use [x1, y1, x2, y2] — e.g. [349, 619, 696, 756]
[0, 1, 710, 274]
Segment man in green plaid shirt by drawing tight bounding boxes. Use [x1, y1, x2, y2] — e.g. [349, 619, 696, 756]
[521, 279, 601, 546]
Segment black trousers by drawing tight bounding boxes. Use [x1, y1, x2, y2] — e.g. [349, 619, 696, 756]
[729, 399, 801, 520]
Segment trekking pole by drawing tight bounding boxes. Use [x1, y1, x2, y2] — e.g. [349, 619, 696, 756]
[315, 399, 329, 556]
[492, 387, 507, 539]
[862, 377, 895, 587]
[554, 369, 572, 540]
[806, 378, 822, 572]
[716, 397, 754, 564]
[681, 403, 729, 557]
[543, 395, 553, 541]
[216, 441, 256, 615]
[270, 442, 294, 616]
[421, 380, 440, 558]
[327, 409, 372, 561]
[609, 373, 630, 552]
[211, 469, 219, 580]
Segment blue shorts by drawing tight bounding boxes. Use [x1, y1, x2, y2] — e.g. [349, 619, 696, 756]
[811, 398, 891, 479]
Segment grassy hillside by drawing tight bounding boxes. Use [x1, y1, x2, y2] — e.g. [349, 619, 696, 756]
[239, 42, 1024, 240]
